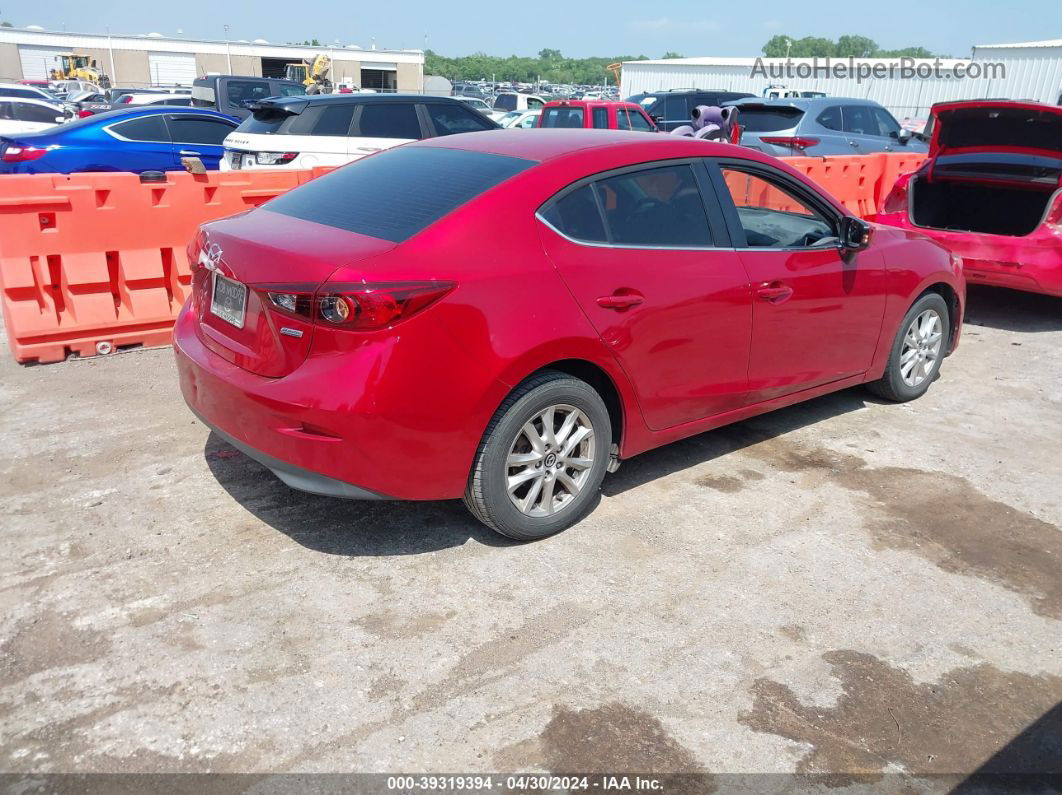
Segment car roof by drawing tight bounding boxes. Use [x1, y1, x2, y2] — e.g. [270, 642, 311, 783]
[543, 99, 640, 108]
[85, 105, 236, 124]
[254, 93, 470, 109]
[0, 96, 59, 107]
[726, 96, 879, 109]
[413, 127, 760, 163]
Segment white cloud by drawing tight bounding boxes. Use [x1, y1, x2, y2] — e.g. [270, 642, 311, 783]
[762, 19, 784, 30]
[629, 17, 720, 33]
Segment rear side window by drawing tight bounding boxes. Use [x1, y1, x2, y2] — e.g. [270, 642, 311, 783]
[591, 107, 608, 129]
[426, 103, 494, 135]
[541, 107, 584, 128]
[312, 103, 357, 136]
[265, 147, 534, 243]
[274, 83, 307, 97]
[110, 115, 168, 142]
[842, 105, 881, 136]
[168, 116, 234, 144]
[816, 106, 843, 131]
[494, 94, 517, 111]
[226, 80, 272, 106]
[357, 103, 422, 139]
[540, 185, 607, 243]
[596, 165, 711, 246]
[0, 87, 37, 99]
[737, 107, 805, 132]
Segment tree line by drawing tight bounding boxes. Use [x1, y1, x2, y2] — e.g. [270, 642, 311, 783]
[761, 34, 942, 59]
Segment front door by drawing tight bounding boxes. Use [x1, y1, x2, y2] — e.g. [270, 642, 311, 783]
[711, 162, 887, 402]
[538, 161, 753, 430]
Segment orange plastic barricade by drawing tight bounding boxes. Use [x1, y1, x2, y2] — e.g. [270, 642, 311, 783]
[0, 169, 331, 364]
[0, 154, 924, 365]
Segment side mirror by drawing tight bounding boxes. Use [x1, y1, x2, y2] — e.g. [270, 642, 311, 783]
[896, 129, 912, 145]
[55, 115, 67, 123]
[841, 216, 872, 251]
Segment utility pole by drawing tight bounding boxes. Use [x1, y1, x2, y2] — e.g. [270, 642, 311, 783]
[224, 24, 232, 73]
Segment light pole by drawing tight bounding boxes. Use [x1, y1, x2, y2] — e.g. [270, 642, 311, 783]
[785, 38, 792, 60]
[224, 24, 232, 73]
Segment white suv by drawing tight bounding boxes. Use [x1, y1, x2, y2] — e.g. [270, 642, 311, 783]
[220, 94, 501, 171]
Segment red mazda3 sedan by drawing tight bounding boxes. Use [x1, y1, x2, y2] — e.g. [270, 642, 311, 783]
[175, 130, 964, 540]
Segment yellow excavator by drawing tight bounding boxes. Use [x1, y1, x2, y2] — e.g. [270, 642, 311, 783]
[50, 55, 111, 88]
[285, 54, 332, 93]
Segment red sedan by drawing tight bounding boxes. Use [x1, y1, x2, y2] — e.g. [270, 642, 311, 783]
[876, 100, 1062, 297]
[174, 130, 964, 540]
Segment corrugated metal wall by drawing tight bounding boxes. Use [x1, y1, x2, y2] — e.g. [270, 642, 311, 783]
[622, 51, 1062, 120]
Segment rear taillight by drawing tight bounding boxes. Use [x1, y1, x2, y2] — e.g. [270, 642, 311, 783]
[255, 152, 298, 166]
[881, 173, 912, 215]
[78, 109, 94, 118]
[759, 136, 820, 149]
[1, 146, 50, 163]
[258, 282, 455, 331]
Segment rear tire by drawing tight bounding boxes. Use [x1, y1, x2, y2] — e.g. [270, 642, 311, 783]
[868, 292, 950, 402]
[464, 370, 611, 541]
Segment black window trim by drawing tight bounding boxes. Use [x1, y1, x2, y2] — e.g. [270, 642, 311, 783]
[536, 158, 730, 251]
[704, 158, 847, 250]
[104, 113, 171, 144]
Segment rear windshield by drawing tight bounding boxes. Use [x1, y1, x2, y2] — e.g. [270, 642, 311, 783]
[264, 147, 536, 243]
[540, 107, 585, 128]
[236, 108, 302, 135]
[735, 107, 805, 132]
[494, 94, 517, 111]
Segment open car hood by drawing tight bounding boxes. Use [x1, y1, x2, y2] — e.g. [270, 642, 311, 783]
[929, 100, 1062, 160]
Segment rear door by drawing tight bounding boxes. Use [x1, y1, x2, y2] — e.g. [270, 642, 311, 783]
[13, 101, 61, 133]
[165, 114, 237, 169]
[710, 161, 886, 402]
[349, 102, 424, 159]
[538, 161, 752, 429]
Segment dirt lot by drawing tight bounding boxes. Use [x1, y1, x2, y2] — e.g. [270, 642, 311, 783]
[1, 285, 1060, 785]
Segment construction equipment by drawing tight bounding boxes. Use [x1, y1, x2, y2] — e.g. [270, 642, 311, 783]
[285, 54, 332, 93]
[50, 55, 111, 88]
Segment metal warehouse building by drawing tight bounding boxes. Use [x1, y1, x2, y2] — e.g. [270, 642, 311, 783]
[0, 28, 424, 91]
[620, 39, 1062, 121]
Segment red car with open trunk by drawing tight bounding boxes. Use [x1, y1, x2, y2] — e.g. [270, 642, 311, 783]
[876, 100, 1062, 297]
[175, 129, 963, 540]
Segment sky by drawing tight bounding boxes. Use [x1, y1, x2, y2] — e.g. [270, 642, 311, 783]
[4, 0, 1058, 58]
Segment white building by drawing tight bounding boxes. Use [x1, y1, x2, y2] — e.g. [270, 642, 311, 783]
[620, 40, 1062, 120]
[0, 27, 424, 91]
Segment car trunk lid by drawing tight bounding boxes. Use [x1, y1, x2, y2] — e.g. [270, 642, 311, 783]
[929, 101, 1062, 159]
[192, 209, 397, 377]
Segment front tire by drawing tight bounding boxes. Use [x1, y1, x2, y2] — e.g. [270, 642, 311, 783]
[868, 292, 950, 402]
[464, 370, 611, 541]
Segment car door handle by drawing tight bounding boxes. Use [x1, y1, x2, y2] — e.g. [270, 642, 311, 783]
[848, 140, 860, 147]
[756, 281, 794, 303]
[178, 149, 201, 156]
[596, 293, 644, 310]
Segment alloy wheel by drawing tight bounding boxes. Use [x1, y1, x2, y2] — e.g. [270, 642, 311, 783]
[900, 309, 943, 387]
[506, 404, 596, 517]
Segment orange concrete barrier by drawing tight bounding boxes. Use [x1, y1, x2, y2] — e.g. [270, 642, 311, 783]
[0, 154, 925, 365]
[0, 168, 332, 363]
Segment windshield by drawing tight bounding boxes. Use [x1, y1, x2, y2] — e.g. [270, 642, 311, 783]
[736, 107, 805, 132]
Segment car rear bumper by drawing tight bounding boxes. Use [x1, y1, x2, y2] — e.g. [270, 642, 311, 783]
[874, 214, 1062, 298]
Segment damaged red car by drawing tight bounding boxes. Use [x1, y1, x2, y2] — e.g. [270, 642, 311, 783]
[876, 100, 1062, 297]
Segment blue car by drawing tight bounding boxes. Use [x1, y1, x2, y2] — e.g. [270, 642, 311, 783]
[0, 106, 239, 174]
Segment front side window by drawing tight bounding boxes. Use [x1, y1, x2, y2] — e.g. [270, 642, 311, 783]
[615, 108, 632, 130]
[426, 103, 494, 135]
[596, 165, 711, 246]
[527, 97, 544, 109]
[493, 94, 517, 111]
[110, 114, 168, 142]
[872, 107, 903, 138]
[719, 167, 835, 248]
[627, 110, 654, 131]
[357, 103, 422, 139]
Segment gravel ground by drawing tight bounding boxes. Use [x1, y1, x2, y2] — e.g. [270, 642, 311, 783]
[0, 285, 1059, 788]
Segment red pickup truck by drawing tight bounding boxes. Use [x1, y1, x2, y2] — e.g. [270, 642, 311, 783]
[537, 99, 658, 132]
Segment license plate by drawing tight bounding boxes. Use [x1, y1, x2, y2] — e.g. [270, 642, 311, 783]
[228, 151, 242, 170]
[209, 273, 247, 329]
